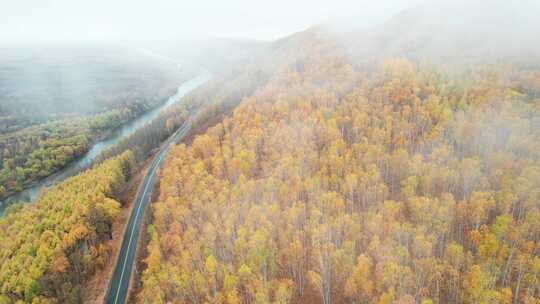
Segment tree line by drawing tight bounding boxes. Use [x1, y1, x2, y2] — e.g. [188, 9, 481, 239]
[0, 151, 135, 303]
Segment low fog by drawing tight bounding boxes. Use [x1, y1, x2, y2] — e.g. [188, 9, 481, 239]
[2, 0, 540, 117]
[2, 0, 539, 60]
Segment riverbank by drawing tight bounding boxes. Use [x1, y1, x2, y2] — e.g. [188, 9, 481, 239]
[0, 75, 209, 213]
[0, 86, 178, 202]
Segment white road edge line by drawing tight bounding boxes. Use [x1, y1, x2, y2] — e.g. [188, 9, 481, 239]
[112, 120, 189, 303]
[108, 72, 210, 303]
[111, 115, 193, 304]
[112, 151, 163, 304]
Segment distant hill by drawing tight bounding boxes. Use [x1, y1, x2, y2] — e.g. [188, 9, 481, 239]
[329, 0, 540, 65]
[0, 43, 183, 120]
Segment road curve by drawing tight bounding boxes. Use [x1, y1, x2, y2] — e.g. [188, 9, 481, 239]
[105, 77, 207, 304]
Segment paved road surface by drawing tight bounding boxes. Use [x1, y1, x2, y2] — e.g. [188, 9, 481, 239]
[105, 113, 195, 304]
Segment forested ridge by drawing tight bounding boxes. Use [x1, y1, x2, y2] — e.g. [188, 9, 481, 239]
[138, 29, 540, 304]
[0, 151, 135, 303]
[0, 45, 183, 123]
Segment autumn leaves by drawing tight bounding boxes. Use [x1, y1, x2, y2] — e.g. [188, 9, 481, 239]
[138, 50, 540, 304]
[0, 151, 135, 303]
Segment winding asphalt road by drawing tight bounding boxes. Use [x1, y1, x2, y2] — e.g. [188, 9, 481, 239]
[104, 77, 207, 303]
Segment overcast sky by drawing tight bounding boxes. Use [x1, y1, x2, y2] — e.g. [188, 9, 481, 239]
[1, 0, 420, 43]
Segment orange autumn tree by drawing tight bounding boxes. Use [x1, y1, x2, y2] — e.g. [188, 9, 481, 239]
[138, 31, 540, 304]
[0, 151, 135, 303]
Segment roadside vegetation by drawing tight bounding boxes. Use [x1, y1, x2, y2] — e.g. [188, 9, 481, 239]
[95, 67, 269, 166]
[0, 151, 136, 303]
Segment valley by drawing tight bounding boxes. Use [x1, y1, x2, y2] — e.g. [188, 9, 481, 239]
[1, 1, 540, 304]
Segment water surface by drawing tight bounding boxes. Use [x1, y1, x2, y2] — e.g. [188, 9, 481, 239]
[0, 73, 209, 214]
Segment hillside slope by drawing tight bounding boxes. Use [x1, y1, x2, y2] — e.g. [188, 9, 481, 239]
[338, 0, 540, 66]
[136, 25, 540, 304]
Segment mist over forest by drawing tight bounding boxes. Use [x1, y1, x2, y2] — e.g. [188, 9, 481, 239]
[0, 44, 183, 121]
[1, 1, 540, 304]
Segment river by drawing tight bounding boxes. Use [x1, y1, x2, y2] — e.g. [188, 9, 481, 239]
[0, 73, 210, 214]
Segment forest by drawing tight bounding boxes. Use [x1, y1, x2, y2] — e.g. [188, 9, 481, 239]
[0, 150, 135, 303]
[93, 58, 271, 168]
[0, 98, 175, 198]
[137, 28, 540, 304]
[2, 0, 540, 303]
[0, 45, 183, 124]
[0, 45, 185, 198]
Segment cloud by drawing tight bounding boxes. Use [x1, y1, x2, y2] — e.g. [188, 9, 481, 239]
[1, 0, 418, 43]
